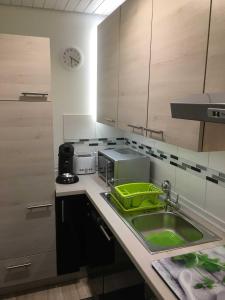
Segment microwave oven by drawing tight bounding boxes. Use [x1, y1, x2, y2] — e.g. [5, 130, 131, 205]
[98, 148, 150, 185]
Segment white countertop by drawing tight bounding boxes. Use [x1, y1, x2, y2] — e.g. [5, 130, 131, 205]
[56, 174, 225, 300]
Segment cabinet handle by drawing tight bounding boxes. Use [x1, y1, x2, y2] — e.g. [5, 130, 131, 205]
[99, 225, 112, 242]
[105, 161, 111, 185]
[6, 263, 31, 270]
[128, 124, 144, 134]
[104, 118, 116, 123]
[21, 92, 48, 97]
[27, 203, 53, 210]
[143, 128, 164, 141]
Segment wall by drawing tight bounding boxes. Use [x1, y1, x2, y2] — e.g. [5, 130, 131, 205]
[124, 131, 225, 232]
[0, 5, 103, 162]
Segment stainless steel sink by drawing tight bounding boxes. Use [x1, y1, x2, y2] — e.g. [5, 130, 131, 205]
[126, 212, 219, 253]
[100, 193, 220, 254]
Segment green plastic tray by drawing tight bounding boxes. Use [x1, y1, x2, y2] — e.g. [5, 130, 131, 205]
[110, 193, 165, 215]
[114, 182, 164, 209]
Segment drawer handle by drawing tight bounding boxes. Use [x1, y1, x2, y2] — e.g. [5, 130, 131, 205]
[6, 263, 31, 270]
[143, 128, 164, 141]
[99, 225, 112, 242]
[27, 203, 53, 210]
[21, 92, 48, 97]
[104, 118, 115, 123]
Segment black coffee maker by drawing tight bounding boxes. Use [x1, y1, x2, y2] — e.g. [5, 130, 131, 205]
[56, 143, 79, 184]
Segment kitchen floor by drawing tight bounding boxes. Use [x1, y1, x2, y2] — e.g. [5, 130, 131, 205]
[3, 278, 92, 300]
[3, 280, 147, 300]
[3, 269, 145, 300]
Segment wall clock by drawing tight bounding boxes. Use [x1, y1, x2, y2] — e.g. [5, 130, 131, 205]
[62, 47, 82, 69]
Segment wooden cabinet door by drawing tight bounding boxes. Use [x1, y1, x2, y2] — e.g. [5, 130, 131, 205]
[0, 101, 55, 259]
[147, 0, 210, 150]
[118, 0, 152, 133]
[0, 34, 51, 101]
[0, 251, 56, 288]
[97, 8, 120, 127]
[203, 0, 225, 151]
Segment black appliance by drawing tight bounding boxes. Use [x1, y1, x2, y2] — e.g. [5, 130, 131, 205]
[56, 143, 79, 184]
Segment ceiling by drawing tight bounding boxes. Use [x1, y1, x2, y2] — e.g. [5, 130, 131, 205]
[0, 0, 126, 15]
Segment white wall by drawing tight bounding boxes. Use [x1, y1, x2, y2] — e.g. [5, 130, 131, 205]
[0, 5, 103, 162]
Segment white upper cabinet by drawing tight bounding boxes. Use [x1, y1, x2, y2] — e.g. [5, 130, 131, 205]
[97, 8, 120, 127]
[147, 0, 211, 150]
[117, 0, 152, 133]
[0, 34, 51, 101]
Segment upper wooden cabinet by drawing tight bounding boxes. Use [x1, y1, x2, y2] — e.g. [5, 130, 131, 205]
[117, 0, 152, 132]
[97, 0, 225, 151]
[97, 8, 120, 127]
[0, 34, 51, 101]
[147, 0, 210, 150]
[203, 0, 225, 151]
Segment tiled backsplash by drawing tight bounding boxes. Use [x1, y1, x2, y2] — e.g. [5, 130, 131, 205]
[125, 137, 225, 189]
[124, 132, 225, 232]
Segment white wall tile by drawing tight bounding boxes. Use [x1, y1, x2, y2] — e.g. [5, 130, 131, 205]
[175, 168, 206, 208]
[177, 146, 209, 166]
[205, 182, 225, 221]
[73, 143, 95, 154]
[208, 151, 225, 173]
[150, 157, 176, 188]
[154, 140, 178, 156]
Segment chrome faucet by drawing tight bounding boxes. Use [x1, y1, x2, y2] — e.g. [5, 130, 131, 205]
[161, 180, 180, 212]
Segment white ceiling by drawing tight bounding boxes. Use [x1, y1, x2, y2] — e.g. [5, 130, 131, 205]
[0, 0, 126, 15]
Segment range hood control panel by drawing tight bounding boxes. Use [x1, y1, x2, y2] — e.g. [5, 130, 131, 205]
[208, 108, 225, 120]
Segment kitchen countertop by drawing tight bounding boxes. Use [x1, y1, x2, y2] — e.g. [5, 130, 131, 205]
[56, 174, 225, 300]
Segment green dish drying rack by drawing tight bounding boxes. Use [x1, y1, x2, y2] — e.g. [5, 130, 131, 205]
[114, 182, 164, 209]
[110, 182, 165, 214]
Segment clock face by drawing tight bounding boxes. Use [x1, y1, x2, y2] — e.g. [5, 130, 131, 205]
[62, 47, 82, 68]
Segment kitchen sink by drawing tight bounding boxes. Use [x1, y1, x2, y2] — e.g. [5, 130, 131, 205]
[126, 212, 220, 252]
[100, 193, 220, 253]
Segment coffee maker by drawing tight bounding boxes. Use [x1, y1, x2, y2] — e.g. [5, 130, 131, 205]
[56, 143, 79, 184]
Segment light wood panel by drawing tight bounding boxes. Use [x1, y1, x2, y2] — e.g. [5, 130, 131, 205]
[147, 0, 210, 151]
[203, 0, 225, 151]
[97, 8, 120, 127]
[203, 123, 225, 151]
[0, 101, 55, 259]
[0, 251, 56, 289]
[118, 0, 152, 132]
[0, 34, 51, 101]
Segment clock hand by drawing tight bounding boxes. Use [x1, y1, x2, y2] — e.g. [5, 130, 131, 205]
[69, 56, 79, 64]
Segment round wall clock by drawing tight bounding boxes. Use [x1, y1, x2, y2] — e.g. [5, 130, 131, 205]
[62, 47, 82, 69]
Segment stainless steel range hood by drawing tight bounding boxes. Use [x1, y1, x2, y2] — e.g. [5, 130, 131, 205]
[170, 93, 225, 123]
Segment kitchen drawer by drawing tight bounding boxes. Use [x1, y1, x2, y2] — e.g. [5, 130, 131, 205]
[0, 251, 56, 288]
[0, 197, 55, 260]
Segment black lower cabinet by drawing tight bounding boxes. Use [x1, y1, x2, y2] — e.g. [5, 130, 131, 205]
[55, 194, 88, 275]
[84, 200, 115, 268]
[55, 194, 115, 275]
[55, 194, 149, 299]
